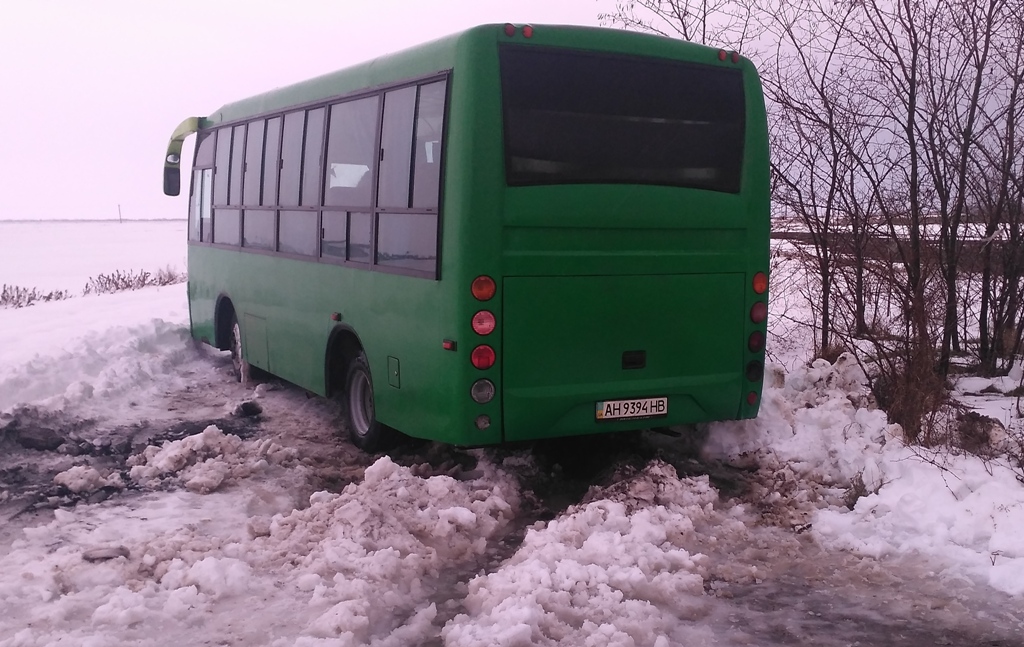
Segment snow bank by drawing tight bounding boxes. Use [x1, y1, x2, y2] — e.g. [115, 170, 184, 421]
[0, 455, 522, 647]
[444, 461, 756, 646]
[253, 455, 521, 645]
[0, 285, 195, 413]
[706, 354, 896, 489]
[814, 445, 1024, 596]
[708, 353, 1024, 598]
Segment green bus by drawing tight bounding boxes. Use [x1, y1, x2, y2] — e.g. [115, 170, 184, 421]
[163, 23, 769, 451]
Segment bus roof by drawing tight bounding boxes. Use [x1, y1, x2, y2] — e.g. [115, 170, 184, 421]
[202, 24, 732, 128]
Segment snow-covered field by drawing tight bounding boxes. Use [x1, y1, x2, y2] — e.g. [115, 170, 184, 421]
[1, 221, 1024, 646]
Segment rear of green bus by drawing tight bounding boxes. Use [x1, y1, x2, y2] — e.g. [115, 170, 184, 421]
[444, 25, 769, 443]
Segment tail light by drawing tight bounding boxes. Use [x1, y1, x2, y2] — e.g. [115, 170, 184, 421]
[471, 379, 495, 403]
[748, 331, 765, 352]
[746, 361, 764, 382]
[522, 25, 534, 38]
[472, 275, 496, 301]
[471, 345, 495, 370]
[504, 23, 516, 37]
[747, 391, 758, 406]
[750, 302, 767, 323]
[472, 311, 496, 335]
[753, 272, 768, 294]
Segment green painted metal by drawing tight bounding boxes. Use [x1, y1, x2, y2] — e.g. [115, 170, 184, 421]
[179, 24, 770, 446]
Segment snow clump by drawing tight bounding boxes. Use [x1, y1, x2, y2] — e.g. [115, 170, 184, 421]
[128, 424, 298, 493]
[53, 465, 124, 494]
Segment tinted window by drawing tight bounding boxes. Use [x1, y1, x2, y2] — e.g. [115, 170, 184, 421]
[263, 117, 281, 206]
[348, 211, 372, 263]
[321, 211, 347, 259]
[190, 168, 213, 242]
[200, 169, 213, 242]
[412, 80, 446, 209]
[214, 128, 231, 205]
[378, 87, 416, 208]
[280, 111, 304, 207]
[243, 120, 265, 206]
[377, 213, 437, 274]
[324, 96, 379, 208]
[499, 46, 745, 193]
[229, 125, 245, 205]
[278, 210, 318, 256]
[195, 131, 215, 168]
[243, 210, 275, 250]
[189, 170, 202, 241]
[302, 108, 326, 206]
[213, 209, 240, 245]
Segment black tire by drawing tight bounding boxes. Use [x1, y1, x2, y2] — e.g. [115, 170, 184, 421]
[343, 353, 395, 452]
[229, 314, 251, 384]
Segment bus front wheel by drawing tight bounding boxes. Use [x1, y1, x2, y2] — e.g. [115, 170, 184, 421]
[344, 353, 395, 452]
[230, 314, 250, 385]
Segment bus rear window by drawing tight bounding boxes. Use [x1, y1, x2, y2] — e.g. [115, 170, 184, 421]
[499, 45, 745, 193]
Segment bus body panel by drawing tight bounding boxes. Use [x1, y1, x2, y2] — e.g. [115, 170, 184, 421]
[501, 273, 744, 441]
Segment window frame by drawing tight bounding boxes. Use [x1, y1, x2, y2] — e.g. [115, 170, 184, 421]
[189, 70, 450, 280]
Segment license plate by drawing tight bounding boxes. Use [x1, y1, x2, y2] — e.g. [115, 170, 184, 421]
[595, 397, 668, 421]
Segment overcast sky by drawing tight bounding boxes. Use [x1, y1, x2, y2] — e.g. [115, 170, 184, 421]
[0, 0, 608, 221]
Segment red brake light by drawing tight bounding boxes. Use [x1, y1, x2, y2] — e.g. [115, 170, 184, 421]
[748, 331, 765, 352]
[472, 311, 496, 335]
[750, 302, 767, 323]
[731, 51, 740, 64]
[472, 276, 496, 301]
[522, 25, 534, 38]
[504, 23, 516, 37]
[471, 345, 496, 369]
[753, 272, 768, 294]
[747, 391, 758, 406]
[718, 49, 728, 61]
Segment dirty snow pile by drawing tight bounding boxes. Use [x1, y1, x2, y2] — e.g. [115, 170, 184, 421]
[444, 461, 751, 647]
[127, 424, 299, 494]
[0, 454, 523, 646]
[708, 355, 1024, 598]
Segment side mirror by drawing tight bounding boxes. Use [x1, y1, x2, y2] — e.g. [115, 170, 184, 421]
[163, 117, 201, 197]
[164, 163, 181, 197]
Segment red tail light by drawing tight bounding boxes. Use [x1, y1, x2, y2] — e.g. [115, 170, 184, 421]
[750, 302, 767, 323]
[748, 331, 765, 352]
[753, 272, 768, 294]
[522, 25, 534, 38]
[472, 276, 496, 301]
[731, 51, 741, 64]
[718, 49, 728, 61]
[471, 345, 495, 369]
[747, 391, 758, 406]
[472, 311, 496, 335]
[504, 23, 516, 37]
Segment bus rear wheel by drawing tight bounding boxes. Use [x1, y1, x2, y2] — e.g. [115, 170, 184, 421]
[344, 353, 395, 452]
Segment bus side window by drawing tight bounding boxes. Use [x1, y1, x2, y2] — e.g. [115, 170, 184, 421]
[324, 96, 379, 209]
[412, 80, 446, 210]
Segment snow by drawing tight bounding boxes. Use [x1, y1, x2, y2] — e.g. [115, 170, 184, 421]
[2, 221, 1024, 645]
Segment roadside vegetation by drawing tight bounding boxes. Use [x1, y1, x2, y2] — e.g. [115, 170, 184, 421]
[604, 0, 1024, 447]
[1, 267, 186, 309]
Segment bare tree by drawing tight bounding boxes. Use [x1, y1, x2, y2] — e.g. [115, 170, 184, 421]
[600, 0, 762, 49]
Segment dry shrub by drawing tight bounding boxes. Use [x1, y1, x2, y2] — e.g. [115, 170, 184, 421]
[815, 342, 847, 364]
[0, 284, 72, 309]
[870, 350, 948, 444]
[83, 267, 186, 295]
